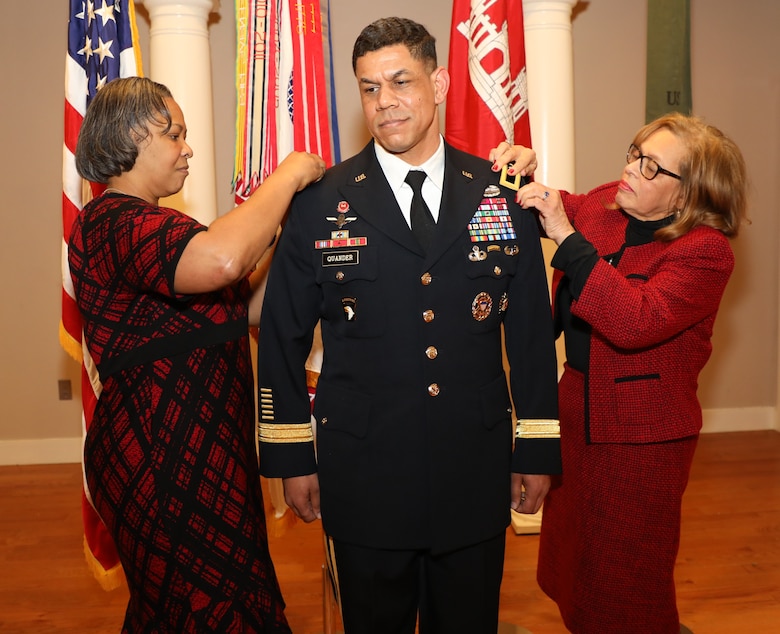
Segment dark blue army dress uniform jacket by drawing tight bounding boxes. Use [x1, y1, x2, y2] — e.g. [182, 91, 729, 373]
[258, 141, 560, 554]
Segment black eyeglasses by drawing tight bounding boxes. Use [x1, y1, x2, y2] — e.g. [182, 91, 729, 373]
[626, 144, 681, 181]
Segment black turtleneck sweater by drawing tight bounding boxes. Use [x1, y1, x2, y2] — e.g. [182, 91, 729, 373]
[552, 213, 675, 372]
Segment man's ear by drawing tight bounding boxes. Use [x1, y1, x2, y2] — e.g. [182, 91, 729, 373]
[433, 66, 450, 105]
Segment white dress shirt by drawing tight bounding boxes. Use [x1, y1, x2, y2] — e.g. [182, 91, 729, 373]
[373, 136, 445, 228]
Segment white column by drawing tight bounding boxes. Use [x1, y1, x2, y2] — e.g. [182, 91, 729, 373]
[508, 1, 579, 539]
[137, 0, 220, 225]
[523, 0, 578, 191]
[521, 0, 578, 438]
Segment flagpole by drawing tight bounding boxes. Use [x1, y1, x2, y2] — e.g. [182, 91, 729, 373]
[523, 0, 577, 192]
[138, 0, 220, 226]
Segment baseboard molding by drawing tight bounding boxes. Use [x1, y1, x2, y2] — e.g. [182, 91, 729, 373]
[0, 437, 82, 466]
[0, 407, 776, 466]
[701, 406, 776, 434]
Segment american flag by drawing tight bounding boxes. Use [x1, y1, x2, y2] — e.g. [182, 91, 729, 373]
[233, 0, 340, 203]
[445, 0, 532, 157]
[62, 0, 142, 590]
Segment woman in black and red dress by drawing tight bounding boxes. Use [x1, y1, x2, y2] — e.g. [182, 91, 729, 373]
[511, 113, 748, 633]
[68, 76, 325, 633]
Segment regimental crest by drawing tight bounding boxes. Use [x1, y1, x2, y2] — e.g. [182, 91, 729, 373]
[472, 292, 493, 321]
[327, 201, 357, 230]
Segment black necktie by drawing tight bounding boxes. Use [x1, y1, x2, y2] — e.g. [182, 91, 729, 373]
[405, 170, 436, 252]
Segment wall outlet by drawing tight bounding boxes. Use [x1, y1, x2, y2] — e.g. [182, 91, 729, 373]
[58, 379, 73, 401]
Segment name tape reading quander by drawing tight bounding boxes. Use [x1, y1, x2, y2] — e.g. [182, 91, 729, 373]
[322, 250, 360, 266]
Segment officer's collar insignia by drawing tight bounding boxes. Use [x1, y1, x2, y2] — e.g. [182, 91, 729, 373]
[499, 164, 522, 190]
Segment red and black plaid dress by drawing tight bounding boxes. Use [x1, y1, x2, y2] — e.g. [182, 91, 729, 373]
[68, 193, 290, 633]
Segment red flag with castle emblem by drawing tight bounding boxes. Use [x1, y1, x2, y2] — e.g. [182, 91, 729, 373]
[446, 0, 532, 156]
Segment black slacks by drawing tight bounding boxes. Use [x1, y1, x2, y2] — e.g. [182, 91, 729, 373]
[332, 531, 506, 634]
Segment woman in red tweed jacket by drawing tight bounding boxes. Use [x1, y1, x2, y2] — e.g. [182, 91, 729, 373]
[514, 113, 748, 633]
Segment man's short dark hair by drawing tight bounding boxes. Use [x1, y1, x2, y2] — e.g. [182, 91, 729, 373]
[352, 17, 437, 74]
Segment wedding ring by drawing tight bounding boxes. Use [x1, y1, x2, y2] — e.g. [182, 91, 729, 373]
[543, 191, 550, 200]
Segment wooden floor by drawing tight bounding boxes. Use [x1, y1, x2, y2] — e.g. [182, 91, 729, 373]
[0, 430, 778, 633]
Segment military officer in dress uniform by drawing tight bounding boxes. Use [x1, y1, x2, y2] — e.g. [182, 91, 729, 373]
[257, 17, 561, 634]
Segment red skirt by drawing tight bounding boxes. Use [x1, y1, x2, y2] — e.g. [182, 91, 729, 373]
[537, 365, 697, 633]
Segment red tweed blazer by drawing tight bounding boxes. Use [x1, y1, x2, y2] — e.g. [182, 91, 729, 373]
[553, 182, 734, 444]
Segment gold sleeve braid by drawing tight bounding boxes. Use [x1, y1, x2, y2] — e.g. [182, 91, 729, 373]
[515, 419, 561, 439]
[257, 421, 314, 444]
[257, 386, 314, 444]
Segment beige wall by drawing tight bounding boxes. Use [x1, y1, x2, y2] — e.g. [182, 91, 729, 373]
[1, 0, 777, 464]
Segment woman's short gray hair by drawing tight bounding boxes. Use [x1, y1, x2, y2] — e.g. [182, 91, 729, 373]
[75, 76, 173, 183]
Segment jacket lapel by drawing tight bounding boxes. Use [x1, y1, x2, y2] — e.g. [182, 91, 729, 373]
[427, 145, 491, 263]
[335, 142, 491, 262]
[338, 143, 423, 255]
